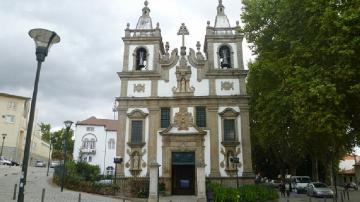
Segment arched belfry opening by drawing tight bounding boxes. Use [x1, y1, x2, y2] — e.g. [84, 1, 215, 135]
[219, 45, 231, 69]
[136, 47, 148, 70]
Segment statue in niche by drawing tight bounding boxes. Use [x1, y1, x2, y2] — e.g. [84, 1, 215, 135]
[131, 152, 141, 170]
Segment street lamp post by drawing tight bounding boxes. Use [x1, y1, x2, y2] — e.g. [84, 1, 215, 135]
[61, 120, 73, 192]
[113, 156, 123, 185]
[18, 28, 60, 202]
[46, 135, 54, 176]
[0, 134, 7, 157]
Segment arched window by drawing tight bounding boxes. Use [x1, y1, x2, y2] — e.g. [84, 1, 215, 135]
[82, 138, 89, 148]
[219, 45, 232, 69]
[108, 138, 115, 150]
[90, 138, 96, 149]
[135, 48, 148, 70]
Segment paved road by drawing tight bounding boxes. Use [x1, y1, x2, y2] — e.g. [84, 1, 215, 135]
[0, 165, 130, 202]
[278, 189, 360, 202]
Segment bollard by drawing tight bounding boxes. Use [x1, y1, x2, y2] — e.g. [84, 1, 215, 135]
[324, 197, 326, 202]
[78, 193, 81, 202]
[346, 190, 349, 200]
[340, 191, 344, 202]
[309, 196, 312, 202]
[13, 184, 17, 200]
[41, 188, 45, 202]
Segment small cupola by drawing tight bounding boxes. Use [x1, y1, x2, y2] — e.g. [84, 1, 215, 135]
[135, 0, 153, 30]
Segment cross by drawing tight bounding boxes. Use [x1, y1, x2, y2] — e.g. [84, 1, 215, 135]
[177, 23, 189, 47]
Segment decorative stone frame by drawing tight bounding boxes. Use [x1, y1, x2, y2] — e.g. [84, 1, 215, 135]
[126, 109, 148, 176]
[132, 46, 150, 71]
[216, 44, 234, 69]
[218, 108, 241, 176]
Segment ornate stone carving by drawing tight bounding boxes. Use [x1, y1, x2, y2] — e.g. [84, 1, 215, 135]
[221, 81, 234, 91]
[134, 84, 145, 92]
[220, 146, 242, 176]
[173, 107, 193, 130]
[218, 108, 239, 118]
[172, 56, 195, 96]
[125, 147, 147, 177]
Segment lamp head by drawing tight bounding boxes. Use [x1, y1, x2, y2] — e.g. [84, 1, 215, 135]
[1, 134, 6, 139]
[64, 120, 73, 129]
[29, 28, 60, 62]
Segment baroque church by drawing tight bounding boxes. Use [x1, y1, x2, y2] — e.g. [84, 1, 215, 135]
[115, 0, 253, 200]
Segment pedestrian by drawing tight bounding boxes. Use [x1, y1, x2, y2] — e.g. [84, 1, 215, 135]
[279, 181, 286, 197]
[285, 181, 291, 197]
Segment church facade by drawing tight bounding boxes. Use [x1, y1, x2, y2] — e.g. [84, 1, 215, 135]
[115, 0, 253, 199]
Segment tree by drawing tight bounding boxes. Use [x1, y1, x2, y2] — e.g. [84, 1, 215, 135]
[39, 123, 51, 143]
[242, 0, 360, 181]
[51, 128, 74, 160]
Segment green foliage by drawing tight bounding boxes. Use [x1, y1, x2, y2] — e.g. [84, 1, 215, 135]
[242, 0, 360, 178]
[53, 161, 115, 195]
[51, 128, 74, 160]
[208, 182, 278, 202]
[39, 123, 51, 143]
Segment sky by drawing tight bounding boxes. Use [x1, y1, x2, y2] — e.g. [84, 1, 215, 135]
[0, 0, 252, 130]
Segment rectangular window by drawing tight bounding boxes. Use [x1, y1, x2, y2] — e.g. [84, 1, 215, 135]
[4, 115, 15, 123]
[196, 107, 206, 127]
[224, 119, 236, 141]
[161, 107, 170, 128]
[131, 120, 143, 144]
[7, 101, 16, 110]
[86, 127, 94, 132]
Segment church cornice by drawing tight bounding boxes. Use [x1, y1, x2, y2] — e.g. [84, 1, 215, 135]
[205, 69, 248, 77]
[117, 71, 161, 79]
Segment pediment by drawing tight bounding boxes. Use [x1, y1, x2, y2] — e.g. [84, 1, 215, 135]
[127, 109, 148, 119]
[159, 123, 206, 136]
[218, 108, 239, 118]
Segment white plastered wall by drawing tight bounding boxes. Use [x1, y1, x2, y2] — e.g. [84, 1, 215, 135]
[127, 80, 152, 97]
[215, 79, 240, 96]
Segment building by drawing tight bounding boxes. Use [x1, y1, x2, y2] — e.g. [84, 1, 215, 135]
[0, 92, 50, 165]
[115, 0, 253, 199]
[0, 92, 30, 162]
[338, 155, 360, 185]
[73, 116, 118, 175]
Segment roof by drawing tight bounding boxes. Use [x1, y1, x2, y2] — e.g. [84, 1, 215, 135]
[0, 92, 30, 100]
[76, 116, 118, 132]
[339, 168, 355, 175]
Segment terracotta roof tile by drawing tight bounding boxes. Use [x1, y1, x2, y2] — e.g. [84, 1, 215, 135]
[76, 116, 118, 132]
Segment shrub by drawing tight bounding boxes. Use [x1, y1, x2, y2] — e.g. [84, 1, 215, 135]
[208, 182, 278, 202]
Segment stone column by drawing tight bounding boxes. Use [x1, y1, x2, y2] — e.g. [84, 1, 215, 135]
[240, 107, 254, 177]
[117, 109, 127, 177]
[196, 163, 207, 202]
[208, 107, 220, 177]
[148, 161, 160, 202]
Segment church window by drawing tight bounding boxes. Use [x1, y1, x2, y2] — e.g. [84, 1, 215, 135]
[131, 120, 143, 144]
[195, 106, 206, 127]
[223, 119, 236, 141]
[161, 107, 170, 128]
[108, 138, 115, 149]
[135, 48, 148, 70]
[82, 135, 97, 149]
[88, 156, 92, 162]
[219, 45, 232, 69]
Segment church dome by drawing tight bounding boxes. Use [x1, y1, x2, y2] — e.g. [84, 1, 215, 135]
[135, 0, 153, 30]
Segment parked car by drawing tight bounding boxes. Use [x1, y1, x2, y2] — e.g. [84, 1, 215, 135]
[307, 182, 334, 198]
[344, 182, 358, 190]
[10, 160, 20, 166]
[35, 160, 46, 167]
[50, 160, 60, 168]
[0, 156, 12, 165]
[290, 176, 311, 193]
[269, 179, 282, 188]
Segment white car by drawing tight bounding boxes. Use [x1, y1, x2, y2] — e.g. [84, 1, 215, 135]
[307, 182, 334, 198]
[35, 160, 46, 167]
[0, 156, 12, 165]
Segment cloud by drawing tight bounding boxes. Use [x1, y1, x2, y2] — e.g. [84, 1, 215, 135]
[0, 0, 251, 129]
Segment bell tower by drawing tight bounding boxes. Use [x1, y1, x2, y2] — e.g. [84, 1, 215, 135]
[118, 0, 165, 97]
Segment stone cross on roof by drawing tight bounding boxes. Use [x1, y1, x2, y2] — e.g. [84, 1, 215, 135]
[177, 23, 189, 47]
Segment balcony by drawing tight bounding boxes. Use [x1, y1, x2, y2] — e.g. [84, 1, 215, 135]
[80, 148, 96, 154]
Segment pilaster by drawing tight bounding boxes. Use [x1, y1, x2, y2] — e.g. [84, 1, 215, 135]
[148, 161, 161, 202]
[208, 107, 220, 177]
[240, 107, 254, 176]
[116, 109, 127, 177]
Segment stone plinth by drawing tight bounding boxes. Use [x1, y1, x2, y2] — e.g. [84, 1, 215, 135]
[148, 161, 161, 202]
[196, 163, 206, 202]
